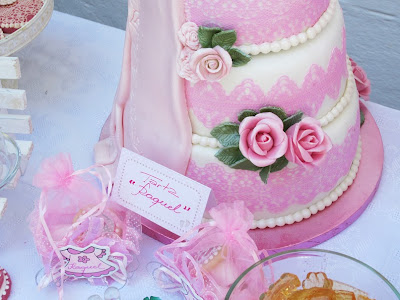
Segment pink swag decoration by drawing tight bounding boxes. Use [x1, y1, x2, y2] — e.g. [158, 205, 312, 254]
[178, 22, 200, 50]
[285, 117, 332, 168]
[30, 153, 141, 299]
[350, 58, 371, 101]
[155, 202, 266, 300]
[239, 112, 288, 167]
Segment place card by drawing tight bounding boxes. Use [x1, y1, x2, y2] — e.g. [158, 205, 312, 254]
[111, 148, 214, 236]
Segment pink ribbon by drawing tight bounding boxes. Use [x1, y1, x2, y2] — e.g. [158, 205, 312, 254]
[38, 165, 112, 300]
[155, 223, 229, 299]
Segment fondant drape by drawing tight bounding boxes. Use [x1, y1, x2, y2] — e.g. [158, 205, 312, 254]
[95, 0, 192, 177]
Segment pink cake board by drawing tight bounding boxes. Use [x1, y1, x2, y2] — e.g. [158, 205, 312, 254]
[142, 102, 384, 252]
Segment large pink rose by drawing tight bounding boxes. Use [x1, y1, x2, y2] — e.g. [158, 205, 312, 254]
[350, 58, 371, 101]
[178, 22, 200, 50]
[177, 47, 200, 83]
[239, 113, 288, 168]
[285, 117, 332, 168]
[190, 46, 232, 82]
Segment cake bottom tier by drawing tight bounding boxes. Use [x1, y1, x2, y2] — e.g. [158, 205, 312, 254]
[186, 82, 361, 228]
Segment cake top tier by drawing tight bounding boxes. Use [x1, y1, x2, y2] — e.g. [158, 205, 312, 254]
[184, 0, 330, 45]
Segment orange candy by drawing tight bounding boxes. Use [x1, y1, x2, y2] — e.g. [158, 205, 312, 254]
[261, 272, 374, 300]
[288, 288, 356, 299]
[262, 273, 301, 300]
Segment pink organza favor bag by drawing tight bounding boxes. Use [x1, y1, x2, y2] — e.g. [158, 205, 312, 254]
[30, 153, 141, 298]
[155, 202, 266, 300]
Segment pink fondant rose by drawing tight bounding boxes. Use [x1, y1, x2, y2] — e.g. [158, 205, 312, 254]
[178, 22, 200, 50]
[239, 113, 288, 167]
[350, 58, 371, 101]
[190, 46, 232, 82]
[285, 117, 332, 168]
[178, 47, 200, 83]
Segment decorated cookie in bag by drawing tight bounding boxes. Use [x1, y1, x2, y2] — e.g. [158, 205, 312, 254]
[155, 201, 266, 299]
[29, 153, 141, 298]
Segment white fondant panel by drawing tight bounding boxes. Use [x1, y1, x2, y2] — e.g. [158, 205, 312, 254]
[219, 3, 345, 95]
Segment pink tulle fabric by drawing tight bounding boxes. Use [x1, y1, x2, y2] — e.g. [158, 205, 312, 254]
[156, 202, 265, 299]
[29, 154, 141, 290]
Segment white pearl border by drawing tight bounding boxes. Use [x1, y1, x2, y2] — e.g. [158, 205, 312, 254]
[202, 138, 362, 229]
[319, 57, 354, 127]
[0, 268, 11, 298]
[192, 57, 355, 148]
[0, 22, 27, 30]
[237, 0, 337, 56]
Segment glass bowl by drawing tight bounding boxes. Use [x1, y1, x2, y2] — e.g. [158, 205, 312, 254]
[0, 132, 20, 190]
[226, 249, 400, 300]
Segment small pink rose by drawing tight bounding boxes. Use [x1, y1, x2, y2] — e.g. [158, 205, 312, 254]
[177, 47, 200, 83]
[190, 46, 232, 82]
[178, 22, 200, 50]
[350, 58, 371, 101]
[239, 113, 288, 168]
[285, 117, 332, 168]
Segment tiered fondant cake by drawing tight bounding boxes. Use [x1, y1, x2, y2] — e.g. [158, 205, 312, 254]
[96, 0, 369, 229]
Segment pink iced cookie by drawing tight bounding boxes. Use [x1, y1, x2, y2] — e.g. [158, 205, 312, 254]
[0, 0, 43, 34]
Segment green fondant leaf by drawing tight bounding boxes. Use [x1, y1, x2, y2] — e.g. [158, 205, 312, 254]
[360, 109, 365, 127]
[198, 27, 222, 48]
[238, 109, 258, 122]
[212, 30, 237, 50]
[260, 293, 267, 300]
[210, 122, 240, 147]
[259, 106, 288, 121]
[270, 156, 289, 173]
[283, 111, 304, 131]
[231, 158, 261, 171]
[228, 48, 252, 67]
[259, 166, 272, 184]
[215, 146, 245, 166]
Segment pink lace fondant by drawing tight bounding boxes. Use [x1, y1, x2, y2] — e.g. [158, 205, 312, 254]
[184, 0, 330, 45]
[186, 28, 347, 130]
[186, 114, 360, 215]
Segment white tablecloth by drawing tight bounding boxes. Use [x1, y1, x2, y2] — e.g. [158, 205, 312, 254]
[0, 11, 399, 300]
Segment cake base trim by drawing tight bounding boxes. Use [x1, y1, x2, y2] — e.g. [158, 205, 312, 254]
[202, 137, 362, 229]
[236, 0, 337, 56]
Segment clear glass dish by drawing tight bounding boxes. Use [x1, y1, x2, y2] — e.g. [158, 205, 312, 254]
[0, 132, 20, 190]
[226, 249, 400, 300]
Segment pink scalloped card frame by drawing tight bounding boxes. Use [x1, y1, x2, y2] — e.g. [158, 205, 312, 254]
[111, 148, 216, 237]
[59, 244, 119, 280]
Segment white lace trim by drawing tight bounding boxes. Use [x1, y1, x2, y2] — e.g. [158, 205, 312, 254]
[203, 137, 362, 229]
[192, 57, 355, 148]
[236, 0, 337, 56]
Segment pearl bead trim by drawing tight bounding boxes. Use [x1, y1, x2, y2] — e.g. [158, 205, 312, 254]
[202, 138, 362, 229]
[192, 57, 355, 148]
[236, 0, 337, 56]
[319, 57, 355, 127]
[0, 22, 26, 30]
[192, 134, 222, 148]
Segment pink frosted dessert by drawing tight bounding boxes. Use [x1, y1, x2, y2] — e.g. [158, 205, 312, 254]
[96, 0, 368, 229]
